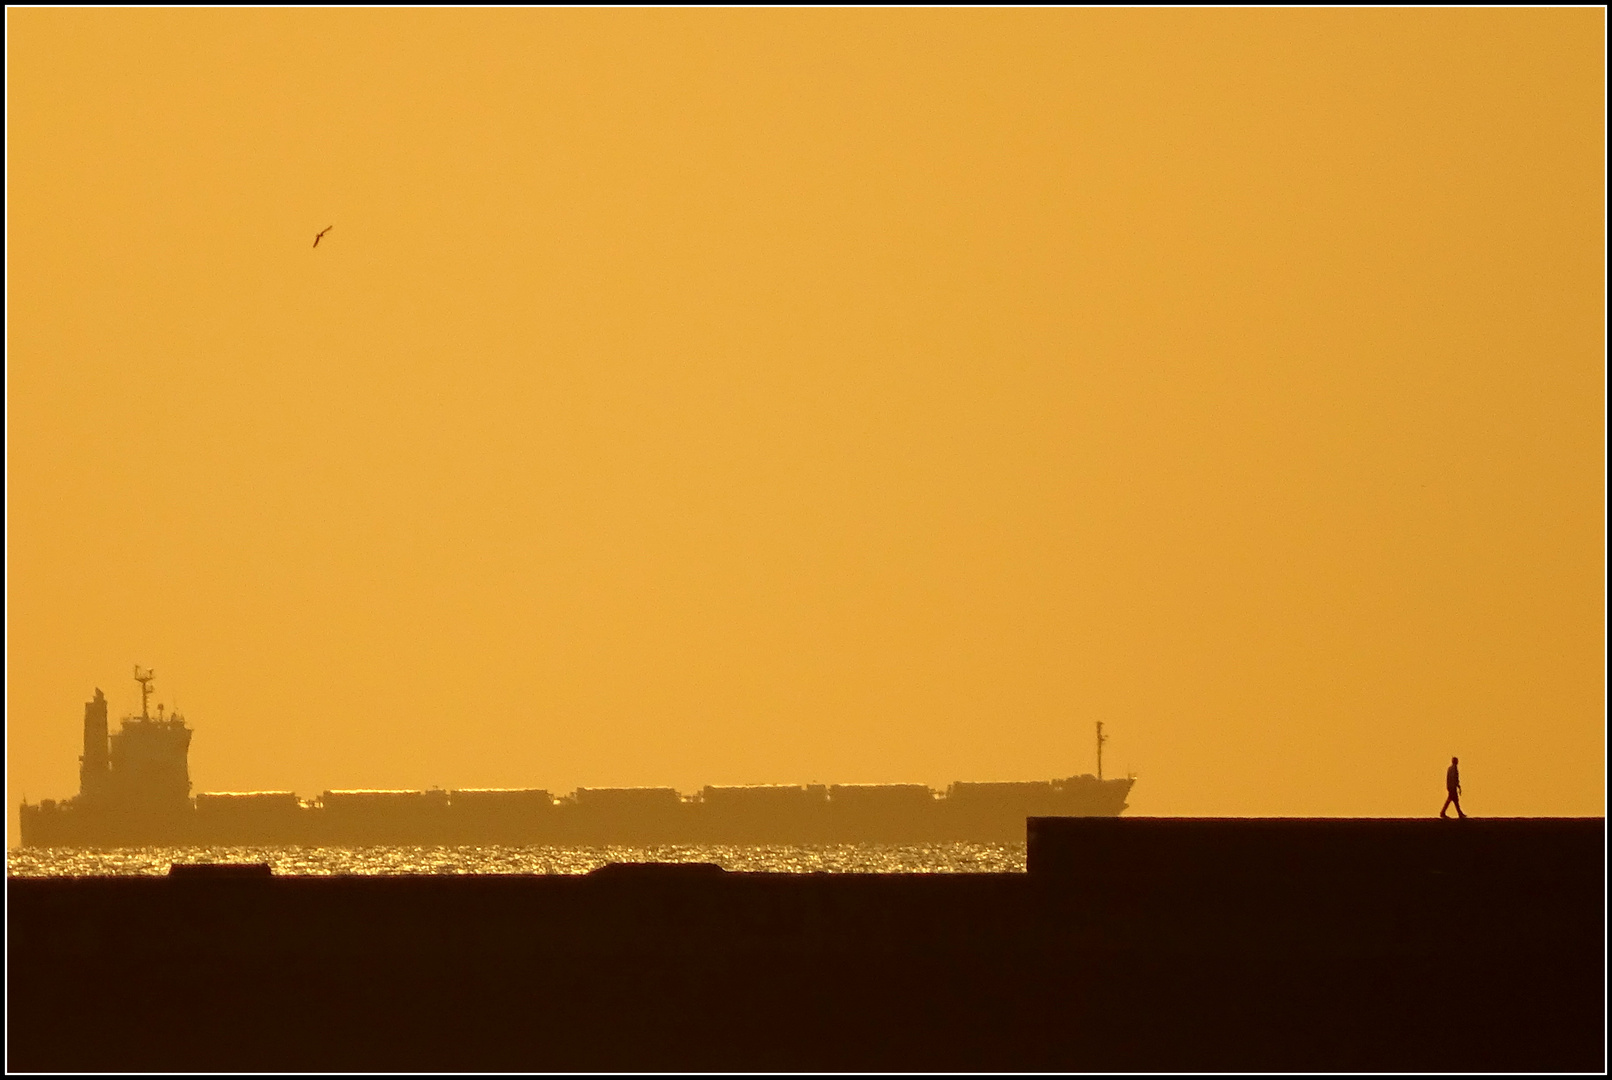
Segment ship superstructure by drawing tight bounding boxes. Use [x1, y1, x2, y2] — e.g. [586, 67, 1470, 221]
[31, 667, 195, 845]
[20, 669, 1134, 848]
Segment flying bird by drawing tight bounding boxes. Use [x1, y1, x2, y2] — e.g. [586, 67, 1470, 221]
[313, 225, 334, 248]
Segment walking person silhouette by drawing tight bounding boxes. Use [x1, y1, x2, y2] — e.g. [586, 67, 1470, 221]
[1440, 756, 1467, 819]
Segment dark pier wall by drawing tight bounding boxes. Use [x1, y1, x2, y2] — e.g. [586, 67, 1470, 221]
[1028, 814, 1603, 878]
[8, 818, 1603, 1071]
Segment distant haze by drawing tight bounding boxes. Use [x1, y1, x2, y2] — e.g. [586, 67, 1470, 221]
[7, 9, 1604, 844]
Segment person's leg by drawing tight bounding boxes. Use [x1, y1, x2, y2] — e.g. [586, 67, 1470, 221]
[1454, 794, 1466, 819]
[1441, 793, 1453, 818]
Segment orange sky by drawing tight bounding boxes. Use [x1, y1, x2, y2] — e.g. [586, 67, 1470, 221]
[6, 9, 1604, 843]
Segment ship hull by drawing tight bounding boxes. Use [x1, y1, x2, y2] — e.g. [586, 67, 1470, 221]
[19, 777, 1134, 848]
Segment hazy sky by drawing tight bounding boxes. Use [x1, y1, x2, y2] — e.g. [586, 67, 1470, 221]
[7, 9, 1604, 842]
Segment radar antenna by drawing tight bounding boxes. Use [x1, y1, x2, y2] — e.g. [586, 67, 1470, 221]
[134, 665, 155, 720]
[1096, 720, 1108, 781]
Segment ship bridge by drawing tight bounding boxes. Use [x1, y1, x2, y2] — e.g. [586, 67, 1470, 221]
[83, 666, 193, 812]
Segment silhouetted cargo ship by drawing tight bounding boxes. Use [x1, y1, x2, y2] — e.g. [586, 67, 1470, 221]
[18, 670, 1134, 847]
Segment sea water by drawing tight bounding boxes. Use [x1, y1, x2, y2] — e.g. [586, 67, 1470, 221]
[6, 842, 1025, 876]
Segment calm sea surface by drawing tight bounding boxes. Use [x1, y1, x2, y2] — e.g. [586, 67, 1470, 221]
[7, 843, 1025, 877]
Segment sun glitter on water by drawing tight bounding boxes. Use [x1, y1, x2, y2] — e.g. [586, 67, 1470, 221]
[6, 843, 1026, 877]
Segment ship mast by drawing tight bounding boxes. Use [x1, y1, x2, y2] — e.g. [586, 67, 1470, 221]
[1096, 721, 1107, 781]
[134, 665, 155, 720]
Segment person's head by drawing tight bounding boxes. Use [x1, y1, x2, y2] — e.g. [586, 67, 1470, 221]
[1452, 756, 1459, 765]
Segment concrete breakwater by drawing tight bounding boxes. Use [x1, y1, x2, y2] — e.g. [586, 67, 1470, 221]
[7, 818, 1603, 1071]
